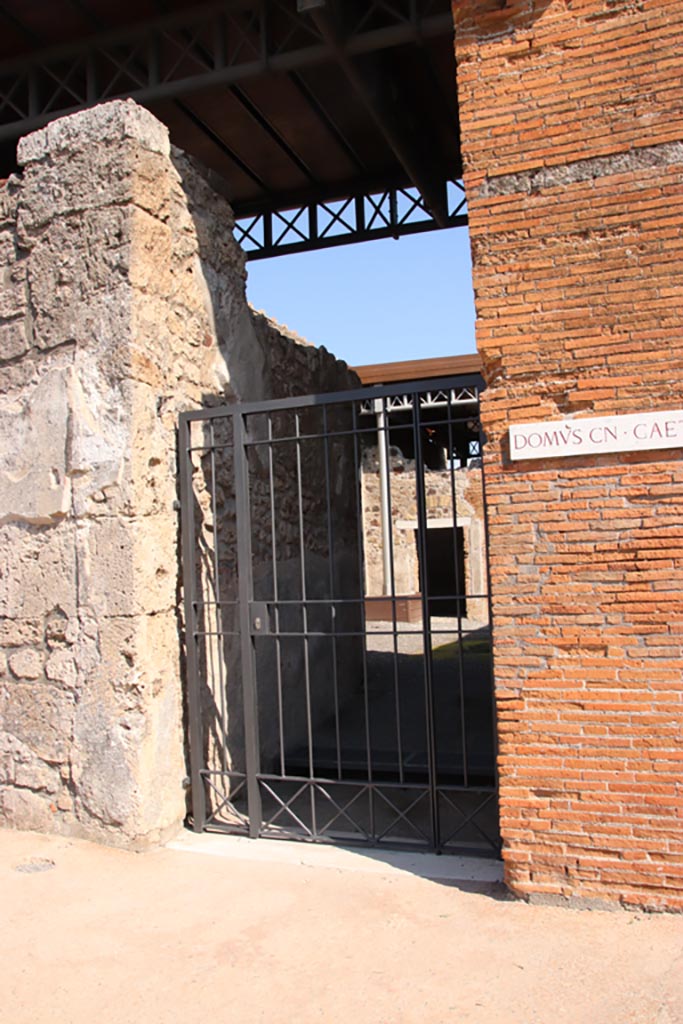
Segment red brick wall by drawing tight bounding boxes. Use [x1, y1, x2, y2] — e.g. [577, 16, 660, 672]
[453, 0, 683, 909]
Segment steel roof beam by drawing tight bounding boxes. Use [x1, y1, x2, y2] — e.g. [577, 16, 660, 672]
[0, 1, 453, 144]
[304, 4, 450, 227]
[0, 8, 41, 45]
[165, 16, 320, 185]
[288, 70, 367, 174]
[174, 98, 271, 192]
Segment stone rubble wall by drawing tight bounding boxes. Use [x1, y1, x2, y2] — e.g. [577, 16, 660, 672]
[188, 311, 362, 801]
[249, 310, 359, 402]
[0, 99, 357, 847]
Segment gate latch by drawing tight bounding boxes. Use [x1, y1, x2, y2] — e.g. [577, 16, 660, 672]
[249, 602, 271, 636]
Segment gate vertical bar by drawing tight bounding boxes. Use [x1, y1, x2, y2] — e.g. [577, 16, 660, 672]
[267, 415, 286, 777]
[294, 410, 318, 836]
[412, 396, 441, 849]
[446, 409, 469, 787]
[208, 421, 229, 774]
[321, 406, 342, 780]
[378, 395, 404, 783]
[351, 401, 375, 839]
[233, 411, 263, 838]
[178, 413, 206, 832]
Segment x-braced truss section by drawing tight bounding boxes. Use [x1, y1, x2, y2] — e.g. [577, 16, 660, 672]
[343, 0, 446, 36]
[234, 180, 467, 259]
[359, 384, 480, 416]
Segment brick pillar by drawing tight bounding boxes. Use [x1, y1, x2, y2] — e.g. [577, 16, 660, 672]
[454, 0, 683, 908]
[0, 101, 248, 846]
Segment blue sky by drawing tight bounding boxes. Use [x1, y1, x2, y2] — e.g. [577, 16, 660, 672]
[245, 225, 476, 368]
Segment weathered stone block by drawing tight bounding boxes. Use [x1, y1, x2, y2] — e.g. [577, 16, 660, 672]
[77, 516, 177, 617]
[0, 523, 77, 619]
[0, 683, 75, 763]
[66, 356, 129, 493]
[44, 649, 77, 689]
[14, 759, 60, 794]
[0, 186, 18, 229]
[0, 273, 27, 319]
[16, 100, 170, 217]
[70, 376, 176, 518]
[26, 217, 131, 352]
[0, 230, 17, 265]
[94, 611, 180, 703]
[1, 786, 58, 832]
[8, 649, 42, 680]
[44, 607, 79, 649]
[72, 694, 137, 828]
[0, 618, 43, 648]
[0, 320, 30, 362]
[0, 366, 70, 523]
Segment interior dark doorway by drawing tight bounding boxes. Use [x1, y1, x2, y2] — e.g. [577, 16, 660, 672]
[421, 526, 466, 620]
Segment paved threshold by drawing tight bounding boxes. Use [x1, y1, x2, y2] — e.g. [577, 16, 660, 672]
[168, 828, 505, 883]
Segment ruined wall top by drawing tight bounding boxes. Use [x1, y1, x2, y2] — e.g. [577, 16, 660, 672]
[17, 99, 170, 166]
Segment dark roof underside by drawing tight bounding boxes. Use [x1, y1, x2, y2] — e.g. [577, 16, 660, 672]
[0, 0, 463, 246]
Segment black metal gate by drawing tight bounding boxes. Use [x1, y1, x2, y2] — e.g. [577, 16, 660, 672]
[179, 375, 500, 855]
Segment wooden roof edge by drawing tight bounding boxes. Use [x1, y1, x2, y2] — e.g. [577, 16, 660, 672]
[352, 353, 482, 385]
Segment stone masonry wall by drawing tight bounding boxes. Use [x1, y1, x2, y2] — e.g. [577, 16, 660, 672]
[454, 0, 683, 908]
[0, 99, 357, 847]
[0, 102, 241, 846]
[244, 323, 363, 776]
[187, 311, 361, 812]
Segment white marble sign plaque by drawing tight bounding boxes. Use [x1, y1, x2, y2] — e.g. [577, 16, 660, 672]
[510, 409, 683, 460]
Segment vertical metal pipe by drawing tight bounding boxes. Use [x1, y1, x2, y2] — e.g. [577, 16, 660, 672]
[209, 422, 229, 776]
[322, 406, 342, 781]
[355, 193, 365, 233]
[412, 397, 440, 850]
[295, 412, 317, 837]
[447, 411, 469, 788]
[309, 202, 318, 242]
[351, 402, 375, 839]
[267, 415, 286, 778]
[375, 398, 392, 597]
[377, 398, 404, 783]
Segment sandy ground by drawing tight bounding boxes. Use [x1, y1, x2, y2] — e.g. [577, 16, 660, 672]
[1, 827, 682, 1024]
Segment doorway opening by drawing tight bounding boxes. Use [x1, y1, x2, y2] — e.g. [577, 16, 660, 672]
[180, 374, 499, 855]
[422, 526, 467, 619]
